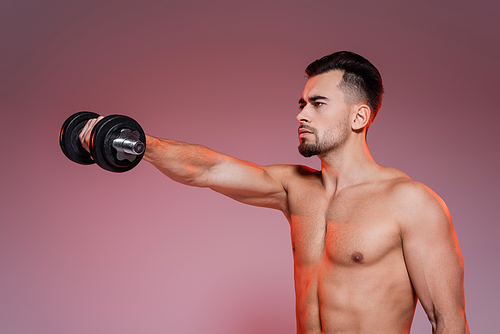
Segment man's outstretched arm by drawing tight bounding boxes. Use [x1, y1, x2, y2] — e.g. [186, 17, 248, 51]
[397, 181, 469, 334]
[142, 135, 289, 211]
[79, 119, 289, 210]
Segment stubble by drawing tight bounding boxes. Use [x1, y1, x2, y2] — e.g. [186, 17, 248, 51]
[298, 118, 350, 157]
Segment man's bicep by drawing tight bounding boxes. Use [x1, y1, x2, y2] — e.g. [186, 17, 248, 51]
[400, 184, 467, 331]
[207, 158, 290, 211]
[403, 217, 464, 314]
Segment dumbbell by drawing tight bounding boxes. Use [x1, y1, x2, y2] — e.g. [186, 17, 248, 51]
[59, 111, 146, 173]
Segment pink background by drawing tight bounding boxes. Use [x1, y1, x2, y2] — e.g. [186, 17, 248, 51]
[1, 0, 499, 332]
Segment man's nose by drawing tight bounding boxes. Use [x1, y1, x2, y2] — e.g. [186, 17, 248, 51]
[296, 107, 311, 123]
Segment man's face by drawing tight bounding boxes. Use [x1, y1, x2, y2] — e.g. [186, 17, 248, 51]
[297, 70, 352, 157]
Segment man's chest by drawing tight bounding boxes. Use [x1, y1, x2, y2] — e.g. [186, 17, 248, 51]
[287, 183, 402, 267]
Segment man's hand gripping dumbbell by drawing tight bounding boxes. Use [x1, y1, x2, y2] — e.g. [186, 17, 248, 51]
[59, 112, 146, 173]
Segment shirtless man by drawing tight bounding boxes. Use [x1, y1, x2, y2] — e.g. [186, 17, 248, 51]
[80, 51, 469, 333]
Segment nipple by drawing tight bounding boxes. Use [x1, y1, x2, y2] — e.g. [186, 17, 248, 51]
[352, 252, 364, 263]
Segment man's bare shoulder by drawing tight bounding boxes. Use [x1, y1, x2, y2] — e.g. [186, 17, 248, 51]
[388, 176, 447, 211]
[265, 164, 321, 182]
[381, 168, 452, 230]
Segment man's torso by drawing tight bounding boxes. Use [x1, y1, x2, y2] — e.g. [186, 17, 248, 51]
[284, 166, 416, 334]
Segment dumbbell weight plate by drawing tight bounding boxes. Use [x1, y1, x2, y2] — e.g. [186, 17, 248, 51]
[59, 111, 100, 165]
[89, 115, 145, 173]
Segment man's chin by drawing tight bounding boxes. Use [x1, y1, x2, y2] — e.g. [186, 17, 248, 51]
[298, 143, 319, 157]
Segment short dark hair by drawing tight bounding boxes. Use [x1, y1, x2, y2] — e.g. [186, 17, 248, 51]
[305, 51, 384, 124]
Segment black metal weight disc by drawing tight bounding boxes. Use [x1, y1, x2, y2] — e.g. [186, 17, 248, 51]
[59, 111, 100, 165]
[89, 115, 145, 173]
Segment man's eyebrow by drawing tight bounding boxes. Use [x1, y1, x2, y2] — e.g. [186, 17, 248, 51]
[298, 95, 329, 105]
[309, 95, 329, 102]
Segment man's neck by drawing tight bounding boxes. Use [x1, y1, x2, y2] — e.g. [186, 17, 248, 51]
[318, 137, 379, 196]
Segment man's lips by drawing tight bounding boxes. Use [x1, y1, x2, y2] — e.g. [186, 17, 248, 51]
[299, 131, 311, 138]
[298, 126, 314, 138]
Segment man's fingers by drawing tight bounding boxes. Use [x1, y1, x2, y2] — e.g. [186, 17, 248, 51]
[79, 116, 104, 153]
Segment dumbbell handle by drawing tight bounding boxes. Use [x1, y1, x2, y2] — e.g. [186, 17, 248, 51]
[113, 137, 145, 155]
[111, 128, 145, 162]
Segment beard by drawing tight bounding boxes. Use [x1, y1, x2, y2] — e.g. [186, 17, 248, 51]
[298, 120, 350, 157]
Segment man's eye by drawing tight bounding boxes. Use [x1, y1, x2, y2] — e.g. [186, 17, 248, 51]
[313, 102, 323, 107]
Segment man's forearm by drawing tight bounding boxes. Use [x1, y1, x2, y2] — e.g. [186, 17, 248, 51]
[143, 135, 222, 187]
[434, 313, 470, 334]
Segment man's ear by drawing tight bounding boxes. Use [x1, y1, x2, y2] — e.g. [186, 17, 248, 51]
[352, 105, 371, 131]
